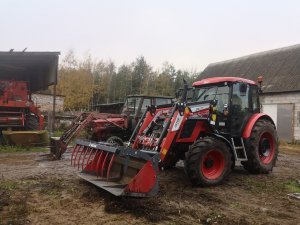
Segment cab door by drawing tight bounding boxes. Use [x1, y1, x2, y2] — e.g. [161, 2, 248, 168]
[229, 82, 252, 136]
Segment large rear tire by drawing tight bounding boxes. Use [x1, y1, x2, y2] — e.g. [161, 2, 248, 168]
[242, 119, 278, 174]
[106, 136, 124, 147]
[185, 137, 232, 186]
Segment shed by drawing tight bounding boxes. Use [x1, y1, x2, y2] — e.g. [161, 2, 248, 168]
[0, 51, 60, 131]
[199, 44, 300, 142]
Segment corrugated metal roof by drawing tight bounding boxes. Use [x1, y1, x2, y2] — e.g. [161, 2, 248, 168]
[0, 51, 60, 91]
[199, 44, 300, 93]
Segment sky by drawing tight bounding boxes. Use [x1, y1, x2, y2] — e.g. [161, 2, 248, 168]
[1, 0, 300, 71]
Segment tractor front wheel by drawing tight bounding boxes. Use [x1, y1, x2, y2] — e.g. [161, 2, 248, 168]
[242, 119, 278, 174]
[185, 137, 232, 186]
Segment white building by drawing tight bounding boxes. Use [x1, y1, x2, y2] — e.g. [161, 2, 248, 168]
[32, 93, 65, 112]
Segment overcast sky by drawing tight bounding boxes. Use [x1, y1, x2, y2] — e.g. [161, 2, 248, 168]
[1, 0, 300, 71]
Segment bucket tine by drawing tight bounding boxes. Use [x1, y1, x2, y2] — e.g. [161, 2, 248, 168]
[84, 148, 95, 169]
[91, 150, 100, 169]
[71, 139, 160, 197]
[73, 145, 83, 166]
[106, 154, 115, 179]
[82, 147, 92, 170]
[95, 151, 105, 176]
[100, 152, 110, 177]
[71, 144, 79, 166]
[77, 146, 87, 169]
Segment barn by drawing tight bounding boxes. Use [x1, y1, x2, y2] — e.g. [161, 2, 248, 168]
[199, 44, 300, 142]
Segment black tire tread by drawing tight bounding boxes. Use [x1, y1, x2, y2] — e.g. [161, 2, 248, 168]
[243, 119, 278, 174]
[185, 137, 232, 186]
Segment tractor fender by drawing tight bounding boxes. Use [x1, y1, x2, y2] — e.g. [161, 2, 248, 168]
[211, 133, 234, 152]
[242, 113, 276, 139]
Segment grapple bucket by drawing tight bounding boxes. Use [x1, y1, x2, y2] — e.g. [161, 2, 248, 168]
[71, 139, 159, 197]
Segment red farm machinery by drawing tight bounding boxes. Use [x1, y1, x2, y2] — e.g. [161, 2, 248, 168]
[0, 80, 44, 130]
[70, 77, 278, 197]
[0, 80, 45, 145]
[0, 51, 60, 146]
[50, 95, 173, 159]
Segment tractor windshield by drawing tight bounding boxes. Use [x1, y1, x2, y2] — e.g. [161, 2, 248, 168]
[122, 97, 141, 115]
[192, 84, 230, 111]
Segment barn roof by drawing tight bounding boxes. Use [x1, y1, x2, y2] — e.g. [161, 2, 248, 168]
[199, 44, 300, 93]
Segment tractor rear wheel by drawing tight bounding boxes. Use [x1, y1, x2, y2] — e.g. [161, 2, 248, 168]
[185, 137, 232, 186]
[242, 119, 278, 174]
[106, 136, 124, 146]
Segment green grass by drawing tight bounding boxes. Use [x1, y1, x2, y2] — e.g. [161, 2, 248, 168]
[0, 145, 48, 153]
[0, 181, 18, 191]
[244, 177, 283, 193]
[244, 177, 300, 194]
[53, 130, 64, 137]
[285, 180, 300, 193]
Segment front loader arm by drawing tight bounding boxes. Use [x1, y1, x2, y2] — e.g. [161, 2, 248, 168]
[50, 113, 97, 159]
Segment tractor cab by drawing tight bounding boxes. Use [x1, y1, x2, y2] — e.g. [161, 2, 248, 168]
[191, 77, 260, 136]
[122, 95, 173, 122]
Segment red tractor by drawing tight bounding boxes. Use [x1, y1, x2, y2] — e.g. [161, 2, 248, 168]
[0, 80, 44, 131]
[70, 77, 278, 197]
[90, 95, 173, 144]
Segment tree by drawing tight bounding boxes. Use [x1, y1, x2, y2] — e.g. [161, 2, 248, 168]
[56, 49, 200, 110]
[57, 51, 93, 110]
[132, 56, 152, 94]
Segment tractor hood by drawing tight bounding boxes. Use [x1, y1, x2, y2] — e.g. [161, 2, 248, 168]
[93, 117, 125, 124]
[93, 113, 124, 120]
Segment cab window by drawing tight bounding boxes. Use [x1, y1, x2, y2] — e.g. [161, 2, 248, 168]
[192, 85, 230, 112]
[250, 85, 260, 113]
[155, 98, 171, 105]
[122, 97, 141, 115]
[231, 83, 249, 113]
[141, 98, 151, 113]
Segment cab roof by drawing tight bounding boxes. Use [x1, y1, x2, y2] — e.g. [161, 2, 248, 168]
[192, 77, 256, 87]
[127, 94, 173, 99]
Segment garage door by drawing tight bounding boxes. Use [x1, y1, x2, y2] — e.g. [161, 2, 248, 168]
[262, 104, 293, 142]
[263, 104, 277, 127]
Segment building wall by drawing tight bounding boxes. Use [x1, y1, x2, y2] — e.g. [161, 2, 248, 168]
[260, 92, 300, 141]
[32, 93, 64, 112]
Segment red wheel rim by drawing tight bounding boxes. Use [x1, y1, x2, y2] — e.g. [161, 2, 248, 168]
[259, 132, 275, 164]
[201, 150, 225, 180]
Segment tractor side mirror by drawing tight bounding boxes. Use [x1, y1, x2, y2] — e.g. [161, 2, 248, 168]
[181, 79, 188, 103]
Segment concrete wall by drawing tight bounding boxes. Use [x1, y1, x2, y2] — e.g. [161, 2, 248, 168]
[32, 93, 64, 112]
[260, 92, 300, 141]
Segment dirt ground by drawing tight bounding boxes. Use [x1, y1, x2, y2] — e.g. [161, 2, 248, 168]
[0, 146, 299, 225]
